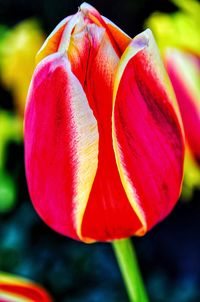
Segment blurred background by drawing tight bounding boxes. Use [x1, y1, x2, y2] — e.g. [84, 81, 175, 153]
[0, 0, 200, 301]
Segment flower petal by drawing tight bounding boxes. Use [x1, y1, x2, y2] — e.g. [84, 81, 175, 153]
[0, 272, 53, 302]
[113, 29, 184, 234]
[36, 15, 72, 64]
[102, 16, 131, 53]
[165, 49, 200, 162]
[24, 52, 99, 241]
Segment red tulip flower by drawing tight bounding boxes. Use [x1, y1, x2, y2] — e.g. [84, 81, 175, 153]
[24, 3, 184, 243]
[0, 272, 53, 302]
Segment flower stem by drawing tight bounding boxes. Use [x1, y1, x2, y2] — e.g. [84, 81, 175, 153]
[112, 238, 149, 302]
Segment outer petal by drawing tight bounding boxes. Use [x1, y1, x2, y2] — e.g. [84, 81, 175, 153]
[24, 52, 99, 241]
[0, 272, 53, 302]
[36, 15, 72, 64]
[113, 29, 184, 234]
[165, 49, 200, 162]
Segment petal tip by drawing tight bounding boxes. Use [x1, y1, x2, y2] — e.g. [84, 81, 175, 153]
[80, 2, 95, 14]
[131, 28, 153, 50]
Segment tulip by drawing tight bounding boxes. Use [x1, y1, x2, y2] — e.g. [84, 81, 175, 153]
[24, 3, 185, 302]
[146, 0, 200, 197]
[24, 2, 184, 244]
[0, 272, 53, 302]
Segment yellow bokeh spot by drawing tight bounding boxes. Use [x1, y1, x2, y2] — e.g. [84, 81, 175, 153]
[0, 19, 45, 116]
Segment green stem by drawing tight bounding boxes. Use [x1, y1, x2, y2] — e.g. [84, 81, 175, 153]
[112, 238, 149, 302]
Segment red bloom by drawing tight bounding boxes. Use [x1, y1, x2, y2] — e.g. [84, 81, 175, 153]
[24, 3, 184, 242]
